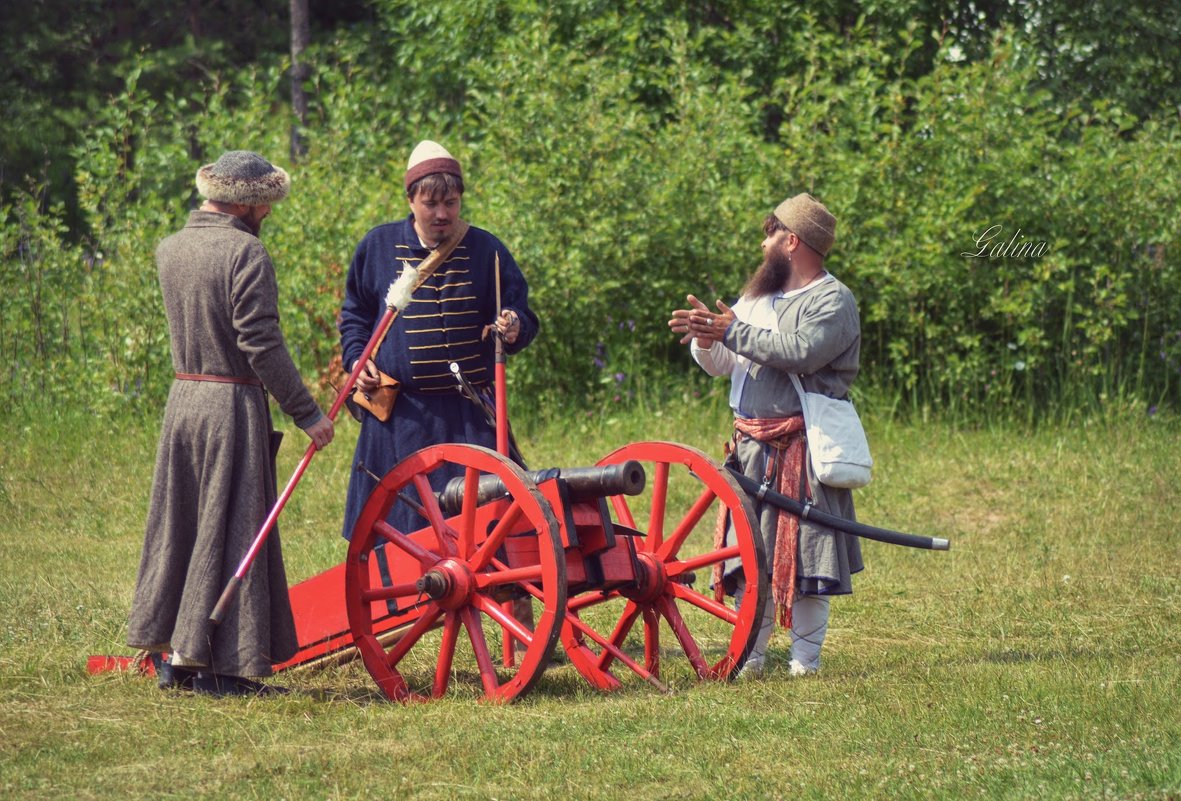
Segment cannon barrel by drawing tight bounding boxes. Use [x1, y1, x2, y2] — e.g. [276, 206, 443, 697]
[439, 460, 646, 515]
[726, 467, 950, 551]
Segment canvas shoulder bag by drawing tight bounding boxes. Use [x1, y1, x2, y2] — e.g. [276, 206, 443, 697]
[789, 372, 872, 489]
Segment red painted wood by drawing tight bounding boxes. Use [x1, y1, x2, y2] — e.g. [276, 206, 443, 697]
[559, 441, 767, 687]
[343, 444, 565, 703]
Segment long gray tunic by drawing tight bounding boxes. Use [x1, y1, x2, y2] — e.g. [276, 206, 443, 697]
[127, 210, 323, 677]
[693, 275, 864, 595]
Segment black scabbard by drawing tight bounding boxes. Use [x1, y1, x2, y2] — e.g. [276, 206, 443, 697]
[725, 467, 949, 551]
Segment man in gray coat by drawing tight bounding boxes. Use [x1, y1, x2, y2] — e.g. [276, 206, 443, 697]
[127, 151, 334, 697]
[669, 192, 863, 678]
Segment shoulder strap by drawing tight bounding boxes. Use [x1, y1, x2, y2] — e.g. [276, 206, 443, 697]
[788, 373, 809, 426]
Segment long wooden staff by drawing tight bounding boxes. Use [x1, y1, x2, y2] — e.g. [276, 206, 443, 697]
[494, 252, 509, 457]
[211, 223, 468, 624]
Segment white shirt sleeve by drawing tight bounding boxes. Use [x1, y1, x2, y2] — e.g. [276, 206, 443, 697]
[691, 337, 738, 376]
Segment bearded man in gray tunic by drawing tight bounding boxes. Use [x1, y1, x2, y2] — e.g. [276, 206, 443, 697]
[127, 151, 334, 697]
[669, 193, 863, 678]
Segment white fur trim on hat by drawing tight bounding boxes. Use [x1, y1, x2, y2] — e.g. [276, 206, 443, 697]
[195, 150, 291, 206]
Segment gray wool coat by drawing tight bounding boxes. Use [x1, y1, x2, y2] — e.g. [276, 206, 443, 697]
[127, 210, 323, 677]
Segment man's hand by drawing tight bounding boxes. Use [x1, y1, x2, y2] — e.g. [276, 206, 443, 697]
[491, 308, 522, 344]
[669, 294, 710, 346]
[669, 294, 734, 347]
[353, 358, 381, 393]
[305, 416, 334, 450]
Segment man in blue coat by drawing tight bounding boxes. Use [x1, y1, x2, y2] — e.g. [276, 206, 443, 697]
[338, 140, 539, 541]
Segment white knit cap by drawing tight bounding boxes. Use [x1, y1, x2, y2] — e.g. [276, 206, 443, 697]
[404, 140, 463, 191]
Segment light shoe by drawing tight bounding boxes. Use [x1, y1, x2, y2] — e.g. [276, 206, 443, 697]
[736, 655, 766, 681]
[788, 658, 817, 677]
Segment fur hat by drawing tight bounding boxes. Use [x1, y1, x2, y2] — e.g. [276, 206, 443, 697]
[773, 193, 837, 256]
[404, 140, 463, 191]
[196, 151, 291, 206]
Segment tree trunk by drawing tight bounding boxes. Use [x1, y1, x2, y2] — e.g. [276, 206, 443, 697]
[289, 0, 310, 162]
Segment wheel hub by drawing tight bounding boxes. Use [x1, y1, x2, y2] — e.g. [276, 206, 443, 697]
[622, 552, 668, 604]
[414, 559, 475, 609]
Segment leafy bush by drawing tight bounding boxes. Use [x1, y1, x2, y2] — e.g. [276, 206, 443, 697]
[2, 5, 1180, 423]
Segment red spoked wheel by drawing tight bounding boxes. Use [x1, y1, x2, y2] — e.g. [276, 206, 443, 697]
[344, 444, 565, 703]
[560, 441, 766, 688]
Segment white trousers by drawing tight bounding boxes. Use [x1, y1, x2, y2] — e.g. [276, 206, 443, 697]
[735, 579, 831, 670]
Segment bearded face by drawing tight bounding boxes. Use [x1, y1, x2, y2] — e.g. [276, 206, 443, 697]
[743, 240, 793, 298]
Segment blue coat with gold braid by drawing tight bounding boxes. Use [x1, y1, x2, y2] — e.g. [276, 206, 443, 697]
[338, 214, 538, 539]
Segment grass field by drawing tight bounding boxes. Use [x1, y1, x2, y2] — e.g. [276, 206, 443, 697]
[1, 400, 1179, 800]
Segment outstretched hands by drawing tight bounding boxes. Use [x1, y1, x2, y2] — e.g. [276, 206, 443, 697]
[668, 294, 736, 347]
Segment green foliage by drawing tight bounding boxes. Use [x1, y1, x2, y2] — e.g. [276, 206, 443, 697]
[0, 189, 77, 396]
[3, 3, 1181, 421]
[782, 27, 1181, 419]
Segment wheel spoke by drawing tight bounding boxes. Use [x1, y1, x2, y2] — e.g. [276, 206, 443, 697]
[562, 609, 668, 693]
[475, 564, 544, 589]
[413, 473, 457, 557]
[646, 461, 670, 549]
[432, 612, 462, 698]
[642, 606, 661, 676]
[567, 590, 616, 613]
[657, 596, 709, 679]
[666, 545, 740, 578]
[361, 581, 423, 602]
[670, 582, 738, 624]
[474, 594, 533, 650]
[384, 604, 443, 669]
[597, 600, 641, 673]
[374, 520, 436, 566]
[459, 465, 481, 558]
[461, 607, 501, 696]
[469, 499, 526, 571]
[608, 493, 637, 529]
[656, 484, 717, 561]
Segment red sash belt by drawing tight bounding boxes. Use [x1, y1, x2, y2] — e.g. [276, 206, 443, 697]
[175, 372, 262, 386]
[713, 415, 807, 629]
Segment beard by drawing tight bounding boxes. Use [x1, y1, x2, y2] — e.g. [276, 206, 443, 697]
[742, 245, 791, 298]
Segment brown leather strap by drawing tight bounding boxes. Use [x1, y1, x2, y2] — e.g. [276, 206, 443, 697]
[175, 372, 262, 386]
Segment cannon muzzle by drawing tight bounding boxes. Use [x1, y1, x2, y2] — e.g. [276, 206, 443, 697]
[439, 460, 646, 515]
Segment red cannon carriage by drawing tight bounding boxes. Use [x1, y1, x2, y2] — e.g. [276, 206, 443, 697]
[277, 439, 768, 701]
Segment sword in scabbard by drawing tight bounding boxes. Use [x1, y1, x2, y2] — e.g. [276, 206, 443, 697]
[450, 361, 496, 426]
[449, 251, 527, 468]
[725, 467, 950, 551]
[449, 360, 528, 468]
